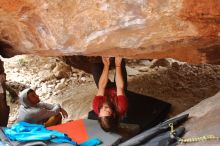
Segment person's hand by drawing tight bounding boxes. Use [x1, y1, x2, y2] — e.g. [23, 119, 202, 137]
[60, 108, 68, 118]
[102, 57, 110, 66]
[115, 57, 122, 67]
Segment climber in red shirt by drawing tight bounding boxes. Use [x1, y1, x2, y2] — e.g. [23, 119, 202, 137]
[92, 57, 128, 132]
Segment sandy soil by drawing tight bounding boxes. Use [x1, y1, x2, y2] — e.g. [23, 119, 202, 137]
[129, 63, 220, 116]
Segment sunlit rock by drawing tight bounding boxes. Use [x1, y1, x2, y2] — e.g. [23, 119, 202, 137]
[0, 0, 220, 64]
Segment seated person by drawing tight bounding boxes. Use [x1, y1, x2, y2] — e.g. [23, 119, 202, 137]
[92, 57, 128, 132]
[17, 88, 68, 127]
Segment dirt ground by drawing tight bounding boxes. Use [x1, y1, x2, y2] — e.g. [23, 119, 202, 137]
[2, 55, 220, 124]
[128, 62, 220, 116]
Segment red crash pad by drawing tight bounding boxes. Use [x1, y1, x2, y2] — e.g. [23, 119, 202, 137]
[48, 119, 88, 144]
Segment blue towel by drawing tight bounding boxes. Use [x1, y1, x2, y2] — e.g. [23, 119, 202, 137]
[80, 138, 102, 146]
[3, 122, 101, 146]
[4, 122, 77, 145]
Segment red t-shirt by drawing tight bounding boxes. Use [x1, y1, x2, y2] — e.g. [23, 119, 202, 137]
[93, 88, 128, 118]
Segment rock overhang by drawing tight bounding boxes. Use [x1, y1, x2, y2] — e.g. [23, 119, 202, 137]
[0, 0, 220, 64]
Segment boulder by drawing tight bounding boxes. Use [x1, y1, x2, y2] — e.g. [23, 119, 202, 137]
[0, 0, 220, 64]
[181, 91, 220, 146]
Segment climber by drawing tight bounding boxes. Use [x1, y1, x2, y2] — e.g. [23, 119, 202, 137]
[91, 56, 128, 132]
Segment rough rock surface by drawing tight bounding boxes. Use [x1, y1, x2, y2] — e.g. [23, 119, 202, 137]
[0, 0, 220, 64]
[0, 59, 9, 126]
[181, 91, 220, 146]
